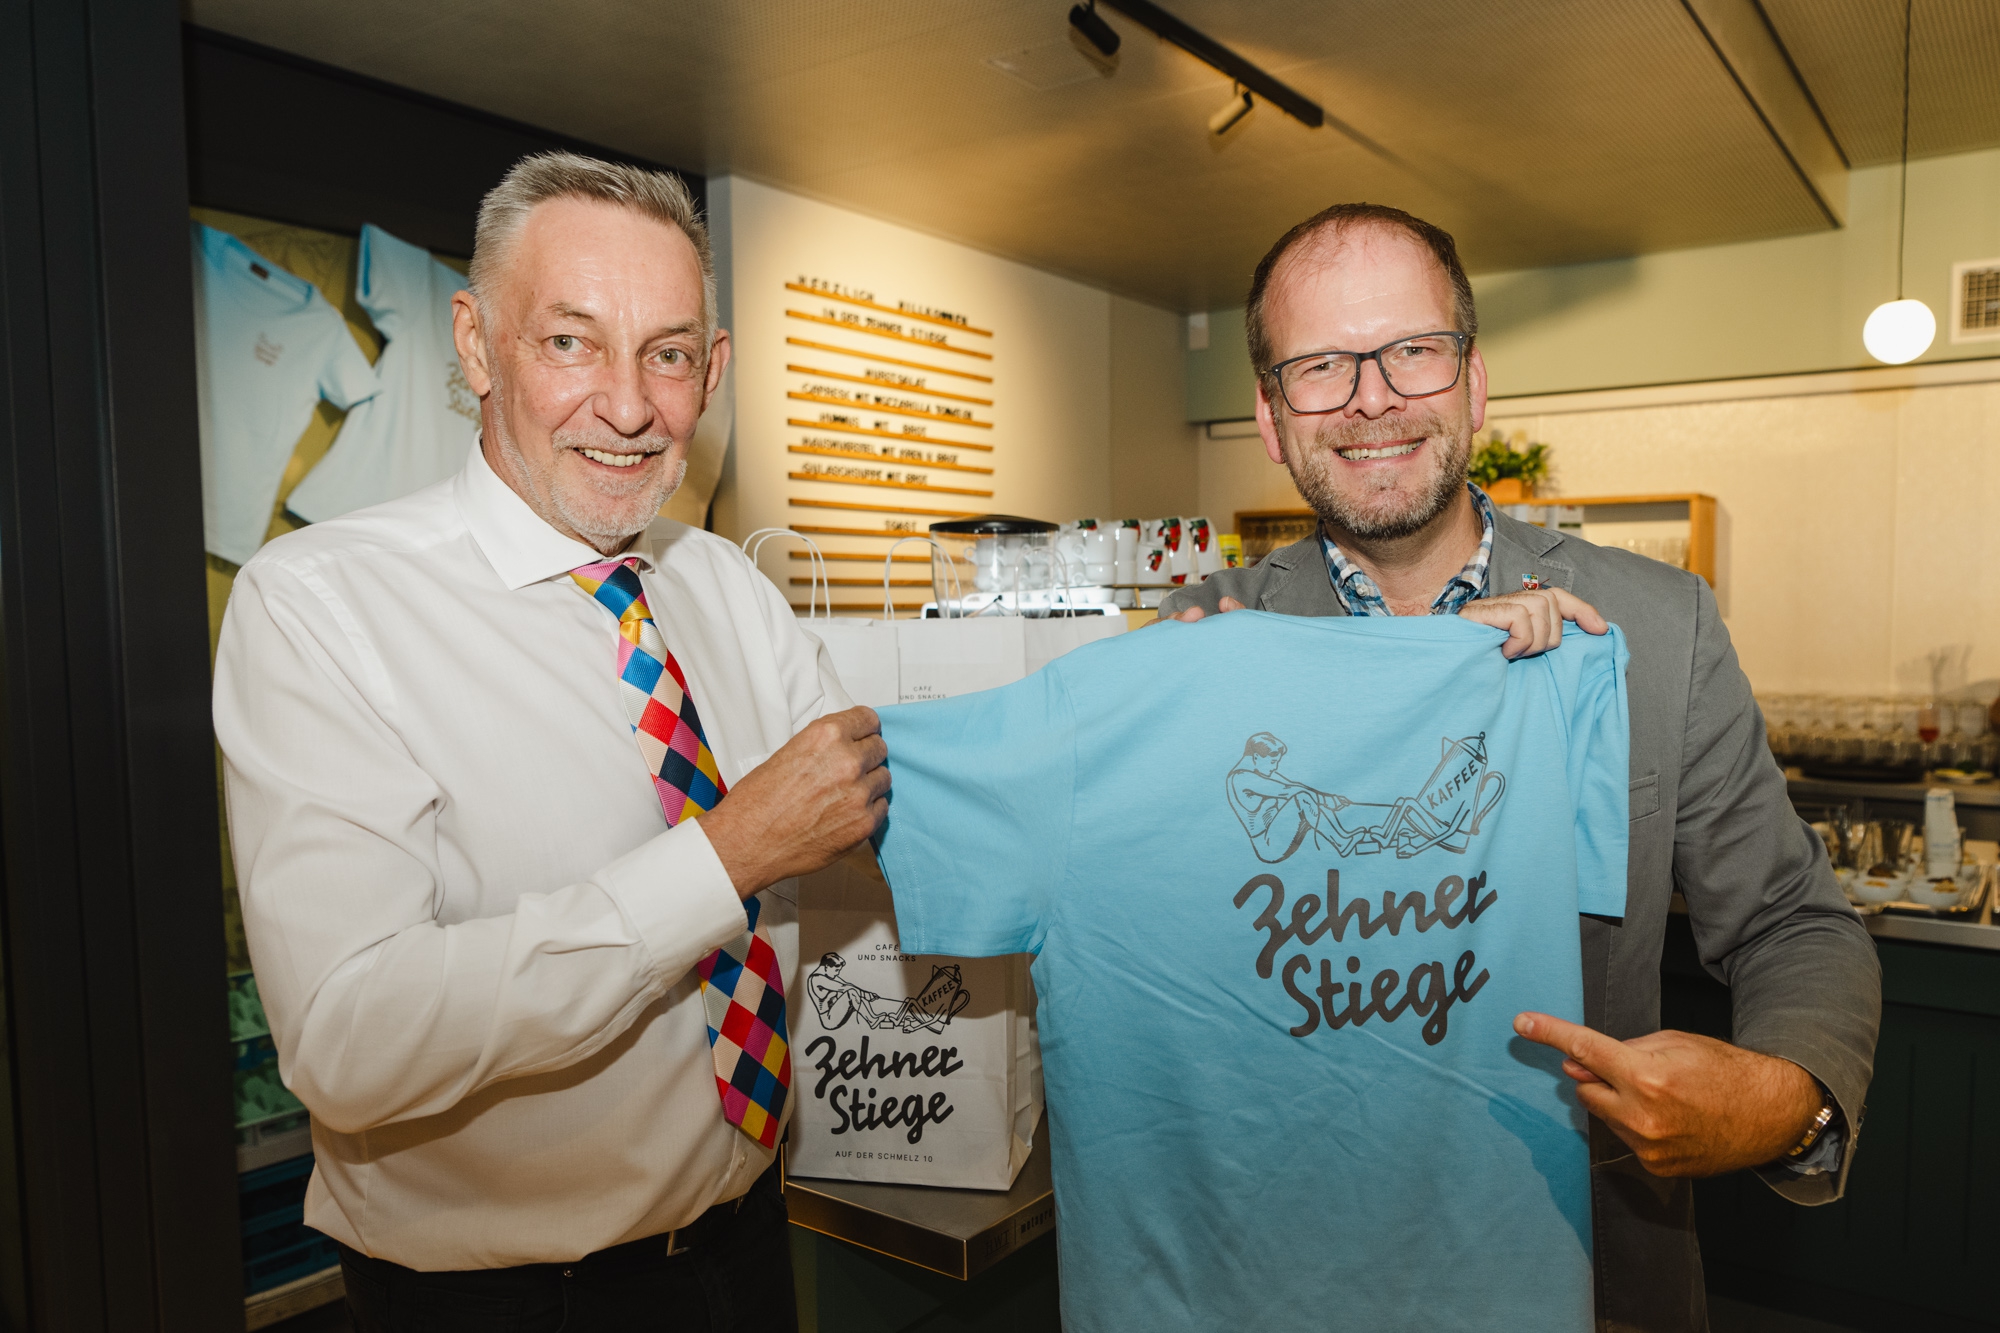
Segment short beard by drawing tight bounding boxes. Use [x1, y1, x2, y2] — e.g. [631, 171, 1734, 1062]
[1281, 405, 1472, 542]
[488, 372, 685, 549]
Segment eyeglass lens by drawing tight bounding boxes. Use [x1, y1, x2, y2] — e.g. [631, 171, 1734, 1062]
[1279, 335, 1463, 413]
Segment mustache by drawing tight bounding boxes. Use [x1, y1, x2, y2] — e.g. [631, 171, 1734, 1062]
[553, 430, 676, 456]
[1303, 409, 1451, 453]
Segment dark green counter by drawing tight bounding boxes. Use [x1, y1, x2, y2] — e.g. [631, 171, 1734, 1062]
[1664, 913, 2000, 1332]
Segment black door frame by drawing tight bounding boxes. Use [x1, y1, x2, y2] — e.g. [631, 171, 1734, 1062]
[0, 0, 242, 1327]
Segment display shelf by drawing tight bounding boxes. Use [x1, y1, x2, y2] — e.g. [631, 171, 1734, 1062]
[1669, 892, 2000, 949]
[784, 1136, 1054, 1281]
[245, 1265, 343, 1331]
[1786, 774, 2000, 809]
[1539, 493, 1716, 586]
[1235, 493, 1718, 584]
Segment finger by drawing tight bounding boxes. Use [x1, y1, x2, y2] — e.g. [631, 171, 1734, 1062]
[1561, 1058, 1605, 1084]
[1217, 596, 1247, 613]
[1535, 589, 1563, 654]
[1456, 600, 1535, 659]
[862, 763, 892, 800]
[1572, 1079, 1628, 1126]
[1175, 605, 1206, 622]
[1551, 589, 1609, 635]
[829, 705, 881, 739]
[855, 733, 888, 772]
[1513, 1012, 1638, 1086]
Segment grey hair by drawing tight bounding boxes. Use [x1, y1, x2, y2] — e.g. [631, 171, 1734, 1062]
[468, 151, 717, 343]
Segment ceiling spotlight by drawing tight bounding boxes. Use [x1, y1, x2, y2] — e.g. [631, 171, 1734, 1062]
[1208, 85, 1254, 135]
[1068, 3, 1121, 59]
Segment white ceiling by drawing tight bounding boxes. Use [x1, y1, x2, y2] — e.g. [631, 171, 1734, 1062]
[187, 0, 2000, 311]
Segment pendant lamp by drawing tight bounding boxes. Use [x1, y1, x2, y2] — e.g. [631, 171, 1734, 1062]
[1864, 0, 1935, 364]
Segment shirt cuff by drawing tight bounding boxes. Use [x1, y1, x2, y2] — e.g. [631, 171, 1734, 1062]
[594, 818, 750, 986]
[1759, 1120, 1845, 1179]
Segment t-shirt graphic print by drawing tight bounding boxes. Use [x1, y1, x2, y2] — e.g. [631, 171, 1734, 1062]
[871, 613, 1630, 1333]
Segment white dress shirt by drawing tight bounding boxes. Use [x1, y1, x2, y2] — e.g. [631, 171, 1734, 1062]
[214, 441, 849, 1270]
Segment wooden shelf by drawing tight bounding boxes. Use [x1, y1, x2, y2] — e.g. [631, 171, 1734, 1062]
[784, 283, 993, 337]
[789, 444, 992, 475]
[1235, 493, 1718, 586]
[789, 471, 994, 499]
[790, 524, 972, 540]
[1540, 492, 1716, 586]
[794, 577, 932, 587]
[790, 498, 982, 520]
[791, 418, 993, 451]
[787, 310, 993, 361]
[787, 363, 993, 407]
[788, 390, 991, 428]
[787, 337, 994, 384]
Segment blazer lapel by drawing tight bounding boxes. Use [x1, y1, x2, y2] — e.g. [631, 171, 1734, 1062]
[1258, 535, 1346, 618]
[1489, 512, 1575, 598]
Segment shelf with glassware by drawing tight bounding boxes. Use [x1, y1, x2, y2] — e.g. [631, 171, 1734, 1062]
[786, 513, 1244, 620]
[1234, 492, 1717, 585]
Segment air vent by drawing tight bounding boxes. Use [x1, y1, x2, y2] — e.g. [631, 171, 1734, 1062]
[1952, 258, 2000, 344]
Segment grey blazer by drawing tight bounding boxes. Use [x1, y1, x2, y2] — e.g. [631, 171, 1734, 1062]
[1160, 515, 1881, 1333]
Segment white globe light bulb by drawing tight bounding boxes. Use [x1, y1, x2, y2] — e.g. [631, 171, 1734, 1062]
[1862, 298, 1936, 365]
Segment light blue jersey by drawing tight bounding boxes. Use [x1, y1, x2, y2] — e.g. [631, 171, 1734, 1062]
[191, 224, 379, 565]
[871, 613, 1629, 1333]
[287, 224, 477, 523]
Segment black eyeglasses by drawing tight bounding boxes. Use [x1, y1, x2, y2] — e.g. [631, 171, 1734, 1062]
[1263, 332, 1469, 415]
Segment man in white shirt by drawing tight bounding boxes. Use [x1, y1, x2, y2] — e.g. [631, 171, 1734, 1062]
[214, 153, 886, 1332]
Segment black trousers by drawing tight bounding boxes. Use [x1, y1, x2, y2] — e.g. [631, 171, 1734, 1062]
[338, 1164, 798, 1333]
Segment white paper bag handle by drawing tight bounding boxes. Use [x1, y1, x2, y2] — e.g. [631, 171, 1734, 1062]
[742, 527, 829, 620]
[880, 536, 964, 620]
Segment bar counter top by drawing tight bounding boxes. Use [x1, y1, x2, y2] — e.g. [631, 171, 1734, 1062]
[783, 1138, 1054, 1281]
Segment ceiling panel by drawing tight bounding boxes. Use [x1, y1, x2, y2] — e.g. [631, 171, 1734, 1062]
[1762, 0, 2000, 164]
[184, 0, 1986, 310]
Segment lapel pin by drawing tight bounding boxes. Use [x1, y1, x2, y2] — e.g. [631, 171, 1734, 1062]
[1521, 575, 1544, 591]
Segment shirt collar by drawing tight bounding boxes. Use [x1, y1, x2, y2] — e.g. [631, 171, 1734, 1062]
[456, 437, 660, 590]
[1321, 483, 1496, 616]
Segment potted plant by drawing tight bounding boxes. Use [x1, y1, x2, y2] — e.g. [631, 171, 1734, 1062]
[1468, 430, 1550, 504]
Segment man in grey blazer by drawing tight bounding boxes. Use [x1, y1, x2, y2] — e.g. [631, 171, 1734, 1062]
[1160, 202, 1879, 1332]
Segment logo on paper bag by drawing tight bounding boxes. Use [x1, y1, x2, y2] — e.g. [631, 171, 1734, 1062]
[1225, 731, 1506, 864]
[807, 954, 972, 1035]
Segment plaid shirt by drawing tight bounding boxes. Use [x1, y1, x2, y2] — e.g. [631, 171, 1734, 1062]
[1322, 484, 1496, 616]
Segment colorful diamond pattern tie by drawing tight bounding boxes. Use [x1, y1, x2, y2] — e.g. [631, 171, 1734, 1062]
[571, 558, 791, 1149]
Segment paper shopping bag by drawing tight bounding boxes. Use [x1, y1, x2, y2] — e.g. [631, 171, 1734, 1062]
[789, 847, 1042, 1190]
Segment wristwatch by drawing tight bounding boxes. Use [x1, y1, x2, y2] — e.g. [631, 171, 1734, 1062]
[1785, 1080, 1838, 1159]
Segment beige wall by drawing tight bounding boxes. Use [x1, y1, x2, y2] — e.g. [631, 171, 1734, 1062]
[711, 175, 1115, 590]
[1197, 425, 1303, 528]
[1196, 359, 2000, 701]
[1487, 362, 2000, 698]
[1109, 295, 1201, 518]
[708, 177, 1200, 598]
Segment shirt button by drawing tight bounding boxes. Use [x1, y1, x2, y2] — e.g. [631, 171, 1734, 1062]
[562, 1268, 574, 1278]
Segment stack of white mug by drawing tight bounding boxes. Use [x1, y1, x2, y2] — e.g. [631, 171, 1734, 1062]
[1058, 517, 1228, 608]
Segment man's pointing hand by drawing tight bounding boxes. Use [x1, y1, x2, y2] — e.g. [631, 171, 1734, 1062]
[1513, 1011, 1822, 1177]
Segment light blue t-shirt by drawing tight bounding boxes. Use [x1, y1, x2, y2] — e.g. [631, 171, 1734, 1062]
[287, 223, 477, 523]
[872, 613, 1629, 1333]
[191, 224, 379, 564]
